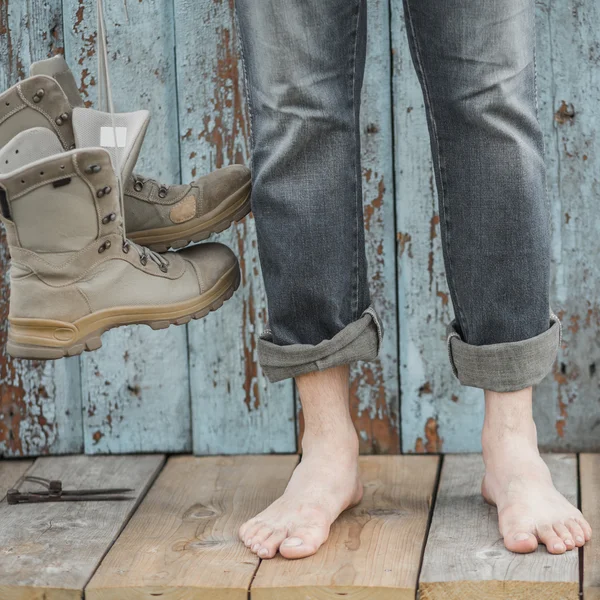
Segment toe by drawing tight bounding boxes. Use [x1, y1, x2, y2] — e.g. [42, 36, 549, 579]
[565, 518, 586, 547]
[279, 526, 330, 560]
[538, 524, 567, 554]
[575, 517, 592, 542]
[250, 526, 274, 554]
[239, 519, 255, 542]
[257, 528, 289, 559]
[503, 530, 538, 554]
[242, 521, 263, 547]
[553, 523, 575, 550]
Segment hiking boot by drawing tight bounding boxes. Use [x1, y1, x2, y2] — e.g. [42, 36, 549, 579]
[0, 126, 240, 360]
[0, 55, 252, 252]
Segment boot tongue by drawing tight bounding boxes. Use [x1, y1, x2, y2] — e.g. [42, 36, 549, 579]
[29, 56, 83, 108]
[72, 107, 150, 182]
[0, 128, 64, 174]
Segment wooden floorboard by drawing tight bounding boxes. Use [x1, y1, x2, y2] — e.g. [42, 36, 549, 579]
[250, 455, 439, 600]
[419, 454, 579, 600]
[0, 454, 164, 600]
[85, 455, 298, 600]
[0, 460, 33, 500]
[581, 454, 600, 600]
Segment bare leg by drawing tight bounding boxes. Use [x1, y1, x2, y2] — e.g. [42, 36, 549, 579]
[239, 365, 363, 559]
[481, 387, 592, 554]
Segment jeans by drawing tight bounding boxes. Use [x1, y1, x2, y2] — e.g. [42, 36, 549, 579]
[235, 0, 561, 392]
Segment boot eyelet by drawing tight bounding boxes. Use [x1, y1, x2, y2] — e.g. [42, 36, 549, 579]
[55, 117, 63, 126]
[122, 242, 130, 254]
[103, 186, 111, 195]
[140, 254, 148, 266]
[96, 189, 105, 198]
[102, 212, 116, 225]
[158, 187, 168, 199]
[61, 113, 69, 121]
[134, 181, 144, 192]
[86, 164, 102, 174]
[98, 240, 111, 253]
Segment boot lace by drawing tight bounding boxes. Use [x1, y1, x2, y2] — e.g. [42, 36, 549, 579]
[132, 174, 169, 198]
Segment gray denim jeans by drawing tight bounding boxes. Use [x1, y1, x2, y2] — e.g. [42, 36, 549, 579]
[235, 0, 561, 392]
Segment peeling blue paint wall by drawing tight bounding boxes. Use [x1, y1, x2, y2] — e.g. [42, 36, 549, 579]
[0, 0, 597, 455]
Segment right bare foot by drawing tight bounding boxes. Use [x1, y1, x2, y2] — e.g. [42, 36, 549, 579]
[239, 432, 363, 559]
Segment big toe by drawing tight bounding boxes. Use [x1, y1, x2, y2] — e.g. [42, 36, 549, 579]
[503, 531, 539, 554]
[279, 528, 329, 560]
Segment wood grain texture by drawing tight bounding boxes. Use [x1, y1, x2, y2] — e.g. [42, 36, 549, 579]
[62, 0, 192, 454]
[533, 0, 600, 451]
[173, 0, 296, 455]
[390, 1, 483, 454]
[0, 0, 83, 457]
[251, 455, 438, 600]
[0, 459, 32, 499]
[86, 455, 298, 600]
[581, 454, 600, 600]
[0, 454, 164, 600]
[419, 454, 579, 600]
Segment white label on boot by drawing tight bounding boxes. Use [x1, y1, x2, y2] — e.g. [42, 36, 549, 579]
[100, 127, 127, 148]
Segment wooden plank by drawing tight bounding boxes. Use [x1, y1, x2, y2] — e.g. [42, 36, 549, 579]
[0, 460, 33, 500]
[251, 455, 439, 600]
[0, 454, 164, 599]
[173, 0, 296, 454]
[62, 0, 192, 453]
[350, 0, 399, 453]
[0, 0, 83, 457]
[86, 455, 298, 600]
[390, 0, 483, 455]
[581, 454, 600, 600]
[533, 0, 600, 450]
[419, 454, 579, 600]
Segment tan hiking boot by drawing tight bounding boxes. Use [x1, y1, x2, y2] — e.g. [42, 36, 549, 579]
[0, 56, 251, 252]
[0, 127, 240, 360]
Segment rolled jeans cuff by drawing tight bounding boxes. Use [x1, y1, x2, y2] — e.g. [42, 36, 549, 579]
[446, 311, 562, 392]
[258, 306, 383, 382]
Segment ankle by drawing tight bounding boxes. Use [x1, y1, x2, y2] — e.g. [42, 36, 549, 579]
[301, 426, 359, 461]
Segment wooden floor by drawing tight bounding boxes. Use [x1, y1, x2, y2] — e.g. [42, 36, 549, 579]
[0, 454, 596, 599]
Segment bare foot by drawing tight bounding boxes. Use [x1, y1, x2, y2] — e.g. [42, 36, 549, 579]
[239, 433, 363, 559]
[482, 389, 591, 554]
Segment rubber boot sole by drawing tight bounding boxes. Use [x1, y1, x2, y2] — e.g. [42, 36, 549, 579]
[6, 265, 240, 360]
[128, 181, 251, 253]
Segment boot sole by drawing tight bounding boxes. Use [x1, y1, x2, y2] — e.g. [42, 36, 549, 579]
[128, 181, 251, 253]
[6, 265, 240, 360]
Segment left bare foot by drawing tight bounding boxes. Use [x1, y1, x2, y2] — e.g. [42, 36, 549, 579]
[482, 388, 592, 554]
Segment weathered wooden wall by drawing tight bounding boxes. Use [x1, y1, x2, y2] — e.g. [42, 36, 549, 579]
[0, 0, 598, 456]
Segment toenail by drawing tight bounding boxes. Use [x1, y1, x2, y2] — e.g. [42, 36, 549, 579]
[252, 544, 260, 552]
[282, 537, 303, 547]
[576, 536, 584, 544]
[554, 543, 565, 551]
[259, 548, 268, 557]
[514, 533, 530, 541]
[565, 539, 573, 547]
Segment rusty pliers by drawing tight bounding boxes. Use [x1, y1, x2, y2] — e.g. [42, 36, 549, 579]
[6, 475, 134, 504]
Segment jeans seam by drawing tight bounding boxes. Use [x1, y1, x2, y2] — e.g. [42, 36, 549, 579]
[233, 2, 255, 154]
[350, 0, 361, 322]
[403, 0, 470, 342]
